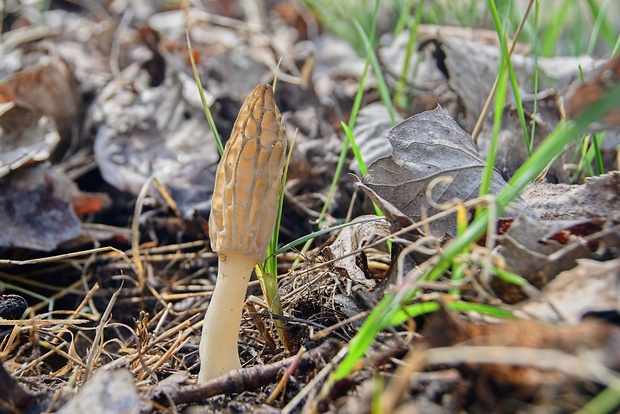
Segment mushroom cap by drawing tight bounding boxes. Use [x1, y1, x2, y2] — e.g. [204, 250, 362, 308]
[209, 84, 287, 263]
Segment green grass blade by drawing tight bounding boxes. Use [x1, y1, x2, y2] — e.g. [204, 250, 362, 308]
[585, 0, 617, 52]
[394, 0, 426, 108]
[487, 0, 530, 153]
[541, 0, 571, 56]
[350, 18, 397, 126]
[185, 30, 223, 156]
[479, 55, 508, 200]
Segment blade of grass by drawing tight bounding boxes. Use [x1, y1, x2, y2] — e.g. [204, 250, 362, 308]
[585, 0, 616, 53]
[185, 30, 223, 156]
[272, 216, 386, 258]
[576, 378, 620, 414]
[394, 0, 426, 108]
[487, 0, 530, 154]
[351, 16, 397, 126]
[541, 0, 571, 57]
[478, 53, 508, 200]
[392, 0, 414, 38]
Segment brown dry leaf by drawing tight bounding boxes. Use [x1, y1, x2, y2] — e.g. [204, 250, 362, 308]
[0, 54, 80, 146]
[0, 163, 82, 251]
[362, 106, 532, 237]
[565, 52, 620, 130]
[56, 369, 144, 414]
[519, 258, 620, 324]
[422, 309, 620, 409]
[322, 215, 390, 288]
[521, 171, 620, 220]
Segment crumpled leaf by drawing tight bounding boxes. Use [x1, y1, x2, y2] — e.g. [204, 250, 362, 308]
[0, 102, 60, 178]
[521, 171, 620, 221]
[0, 163, 82, 251]
[519, 258, 620, 324]
[92, 74, 219, 217]
[362, 106, 532, 237]
[490, 214, 605, 303]
[322, 215, 390, 288]
[0, 54, 81, 143]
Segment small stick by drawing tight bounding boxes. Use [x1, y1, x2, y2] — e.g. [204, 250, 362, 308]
[151, 340, 340, 406]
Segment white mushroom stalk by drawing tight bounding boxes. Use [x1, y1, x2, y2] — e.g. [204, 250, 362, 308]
[198, 84, 287, 383]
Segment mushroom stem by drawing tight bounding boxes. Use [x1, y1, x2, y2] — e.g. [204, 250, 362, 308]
[198, 251, 257, 382]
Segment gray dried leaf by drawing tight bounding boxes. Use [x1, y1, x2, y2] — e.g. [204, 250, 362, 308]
[0, 163, 82, 251]
[362, 106, 532, 237]
[56, 369, 145, 414]
[322, 215, 390, 288]
[93, 76, 219, 217]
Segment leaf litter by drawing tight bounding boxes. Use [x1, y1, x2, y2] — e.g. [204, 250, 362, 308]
[0, 2, 619, 413]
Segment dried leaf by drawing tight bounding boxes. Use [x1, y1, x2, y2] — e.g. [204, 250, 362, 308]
[92, 79, 219, 217]
[0, 102, 60, 178]
[0, 164, 82, 251]
[491, 215, 597, 303]
[322, 215, 390, 288]
[519, 258, 620, 324]
[521, 171, 620, 221]
[362, 106, 532, 237]
[0, 54, 80, 142]
[56, 369, 144, 414]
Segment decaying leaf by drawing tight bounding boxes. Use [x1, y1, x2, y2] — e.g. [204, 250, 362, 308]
[0, 54, 81, 147]
[362, 106, 532, 237]
[322, 215, 390, 288]
[0, 102, 60, 178]
[521, 171, 620, 220]
[519, 258, 620, 324]
[92, 77, 219, 217]
[422, 308, 620, 410]
[0, 163, 82, 251]
[491, 214, 613, 303]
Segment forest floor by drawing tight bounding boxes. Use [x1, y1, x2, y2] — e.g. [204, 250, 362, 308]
[1, 1, 620, 413]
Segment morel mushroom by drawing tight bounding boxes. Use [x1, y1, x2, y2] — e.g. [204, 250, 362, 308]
[198, 84, 287, 382]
